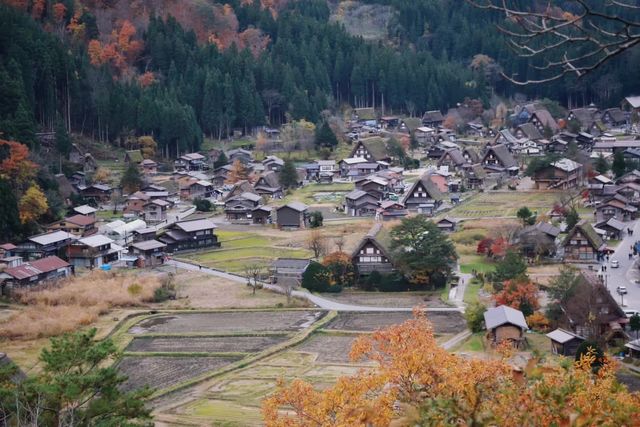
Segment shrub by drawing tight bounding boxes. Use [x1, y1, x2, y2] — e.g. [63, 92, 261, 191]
[526, 312, 550, 332]
[301, 262, 341, 293]
[575, 341, 605, 372]
[377, 273, 409, 292]
[465, 301, 487, 332]
[194, 197, 213, 212]
[127, 283, 142, 296]
[309, 211, 324, 228]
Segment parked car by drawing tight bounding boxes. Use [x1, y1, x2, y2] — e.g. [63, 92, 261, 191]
[624, 309, 639, 317]
[617, 286, 628, 295]
[610, 259, 619, 268]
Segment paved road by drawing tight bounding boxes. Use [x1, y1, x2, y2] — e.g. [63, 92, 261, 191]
[601, 219, 640, 311]
[166, 259, 463, 313]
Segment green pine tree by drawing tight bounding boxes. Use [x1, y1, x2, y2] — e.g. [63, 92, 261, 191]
[279, 159, 299, 189]
[314, 121, 338, 149]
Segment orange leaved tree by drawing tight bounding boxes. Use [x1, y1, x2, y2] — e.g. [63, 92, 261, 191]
[262, 311, 640, 426]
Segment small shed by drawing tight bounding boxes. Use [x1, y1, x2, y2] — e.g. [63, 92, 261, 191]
[435, 217, 459, 233]
[275, 202, 308, 229]
[270, 258, 311, 283]
[625, 338, 640, 358]
[546, 328, 586, 356]
[484, 305, 529, 349]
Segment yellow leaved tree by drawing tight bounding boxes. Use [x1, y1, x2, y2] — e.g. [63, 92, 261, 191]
[19, 184, 48, 224]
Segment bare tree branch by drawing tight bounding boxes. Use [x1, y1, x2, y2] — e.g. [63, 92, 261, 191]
[466, 0, 640, 84]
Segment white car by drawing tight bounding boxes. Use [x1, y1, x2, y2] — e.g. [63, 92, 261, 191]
[610, 259, 620, 268]
[617, 286, 628, 295]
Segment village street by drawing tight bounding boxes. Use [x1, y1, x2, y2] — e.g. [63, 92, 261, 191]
[605, 219, 640, 311]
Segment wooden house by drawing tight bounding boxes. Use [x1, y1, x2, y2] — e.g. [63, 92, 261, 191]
[514, 222, 560, 258]
[351, 224, 395, 276]
[79, 184, 112, 203]
[15, 231, 76, 261]
[546, 329, 586, 356]
[68, 234, 121, 269]
[124, 150, 144, 165]
[143, 199, 170, 223]
[595, 217, 625, 240]
[528, 108, 559, 135]
[128, 240, 166, 267]
[252, 205, 272, 224]
[465, 164, 487, 190]
[224, 192, 263, 222]
[355, 176, 389, 200]
[400, 174, 444, 214]
[47, 214, 97, 237]
[275, 202, 309, 229]
[227, 149, 253, 165]
[124, 191, 150, 216]
[0, 256, 72, 290]
[481, 144, 519, 175]
[262, 155, 285, 172]
[601, 108, 626, 128]
[140, 159, 158, 175]
[422, 110, 444, 128]
[254, 171, 283, 198]
[435, 217, 459, 233]
[533, 158, 583, 190]
[484, 305, 529, 349]
[73, 205, 97, 219]
[270, 258, 311, 284]
[344, 190, 379, 217]
[176, 153, 207, 171]
[561, 220, 605, 262]
[557, 272, 627, 346]
[376, 201, 407, 221]
[350, 138, 391, 163]
[158, 219, 219, 252]
[181, 180, 215, 199]
[437, 149, 466, 172]
[595, 195, 638, 222]
[515, 122, 543, 141]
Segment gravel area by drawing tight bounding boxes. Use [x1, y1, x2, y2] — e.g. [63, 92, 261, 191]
[128, 311, 324, 335]
[295, 334, 357, 363]
[118, 356, 240, 392]
[126, 336, 288, 353]
[325, 311, 465, 334]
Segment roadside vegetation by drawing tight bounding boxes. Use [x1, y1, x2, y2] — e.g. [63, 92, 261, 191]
[0, 271, 166, 340]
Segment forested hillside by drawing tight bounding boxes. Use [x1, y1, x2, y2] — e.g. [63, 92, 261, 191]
[2, 0, 640, 157]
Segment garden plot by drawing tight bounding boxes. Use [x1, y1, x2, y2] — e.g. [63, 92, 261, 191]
[128, 311, 324, 335]
[118, 356, 240, 392]
[321, 291, 447, 308]
[448, 191, 560, 219]
[294, 333, 358, 363]
[326, 311, 465, 334]
[125, 335, 289, 354]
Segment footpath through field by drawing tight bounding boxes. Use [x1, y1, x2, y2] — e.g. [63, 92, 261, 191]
[166, 259, 464, 313]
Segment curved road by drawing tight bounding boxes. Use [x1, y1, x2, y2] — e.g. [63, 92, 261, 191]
[166, 259, 463, 313]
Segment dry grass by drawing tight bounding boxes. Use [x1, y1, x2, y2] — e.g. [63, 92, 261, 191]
[0, 271, 161, 340]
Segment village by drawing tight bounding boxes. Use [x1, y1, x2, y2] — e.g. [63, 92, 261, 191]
[3, 95, 640, 424]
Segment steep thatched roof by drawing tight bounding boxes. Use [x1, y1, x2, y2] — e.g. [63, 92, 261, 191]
[562, 220, 605, 250]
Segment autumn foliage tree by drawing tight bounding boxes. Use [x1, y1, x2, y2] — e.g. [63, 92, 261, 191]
[88, 20, 143, 76]
[493, 278, 540, 317]
[263, 311, 640, 426]
[225, 159, 249, 184]
[0, 139, 37, 191]
[18, 184, 49, 224]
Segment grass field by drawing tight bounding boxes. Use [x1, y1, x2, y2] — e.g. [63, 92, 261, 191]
[459, 255, 495, 274]
[463, 279, 482, 304]
[455, 333, 485, 352]
[186, 229, 313, 273]
[283, 182, 355, 204]
[448, 191, 561, 219]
